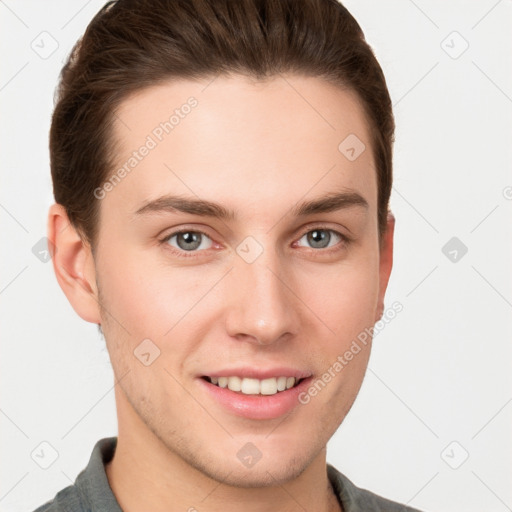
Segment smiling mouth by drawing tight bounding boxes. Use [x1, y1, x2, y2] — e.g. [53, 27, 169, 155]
[202, 376, 306, 396]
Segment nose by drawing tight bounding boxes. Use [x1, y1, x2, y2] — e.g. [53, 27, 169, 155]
[224, 244, 300, 346]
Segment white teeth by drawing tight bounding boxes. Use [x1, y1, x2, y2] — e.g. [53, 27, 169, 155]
[260, 378, 278, 395]
[286, 377, 295, 390]
[227, 376, 242, 392]
[209, 376, 299, 395]
[241, 378, 260, 395]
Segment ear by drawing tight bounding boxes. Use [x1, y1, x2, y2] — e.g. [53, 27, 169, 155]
[47, 203, 102, 324]
[375, 211, 395, 322]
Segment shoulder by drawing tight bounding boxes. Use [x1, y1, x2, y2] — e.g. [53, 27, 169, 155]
[30, 436, 119, 512]
[327, 464, 425, 512]
[31, 482, 86, 512]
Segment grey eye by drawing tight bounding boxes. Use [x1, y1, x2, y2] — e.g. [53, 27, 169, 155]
[298, 229, 341, 249]
[167, 231, 213, 252]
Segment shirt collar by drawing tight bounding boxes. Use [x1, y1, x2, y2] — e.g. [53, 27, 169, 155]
[75, 436, 122, 512]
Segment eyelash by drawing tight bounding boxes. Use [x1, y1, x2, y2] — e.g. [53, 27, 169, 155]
[159, 226, 351, 259]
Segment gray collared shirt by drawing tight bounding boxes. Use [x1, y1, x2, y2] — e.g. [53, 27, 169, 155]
[33, 437, 423, 512]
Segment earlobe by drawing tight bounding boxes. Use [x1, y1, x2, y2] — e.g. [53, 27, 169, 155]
[375, 210, 395, 323]
[47, 203, 102, 324]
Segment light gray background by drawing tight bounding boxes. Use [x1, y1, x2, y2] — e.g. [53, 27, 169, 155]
[1, 1, 511, 511]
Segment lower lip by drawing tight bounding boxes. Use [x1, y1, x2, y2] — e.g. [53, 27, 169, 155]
[197, 377, 313, 420]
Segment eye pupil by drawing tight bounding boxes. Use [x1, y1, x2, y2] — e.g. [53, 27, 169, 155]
[308, 229, 330, 249]
[177, 231, 201, 251]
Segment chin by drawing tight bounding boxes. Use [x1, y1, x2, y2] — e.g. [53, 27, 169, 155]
[202, 454, 312, 489]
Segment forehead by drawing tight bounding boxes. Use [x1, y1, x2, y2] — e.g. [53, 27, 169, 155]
[104, 74, 376, 224]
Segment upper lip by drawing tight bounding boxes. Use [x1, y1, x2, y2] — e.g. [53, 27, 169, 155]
[201, 367, 313, 380]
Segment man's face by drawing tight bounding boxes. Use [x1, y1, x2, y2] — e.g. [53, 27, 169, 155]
[91, 74, 392, 486]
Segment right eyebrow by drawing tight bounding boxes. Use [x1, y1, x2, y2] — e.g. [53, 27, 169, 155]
[134, 195, 236, 220]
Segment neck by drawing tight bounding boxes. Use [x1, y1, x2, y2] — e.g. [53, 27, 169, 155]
[105, 391, 342, 512]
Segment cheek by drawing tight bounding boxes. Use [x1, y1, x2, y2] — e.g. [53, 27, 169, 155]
[97, 246, 204, 338]
[302, 251, 380, 343]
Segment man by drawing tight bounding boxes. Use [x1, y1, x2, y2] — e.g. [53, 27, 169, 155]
[36, 0, 423, 510]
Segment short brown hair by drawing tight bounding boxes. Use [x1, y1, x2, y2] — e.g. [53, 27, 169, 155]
[50, 0, 395, 251]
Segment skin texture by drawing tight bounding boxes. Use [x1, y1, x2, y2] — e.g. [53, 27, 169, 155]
[48, 74, 395, 512]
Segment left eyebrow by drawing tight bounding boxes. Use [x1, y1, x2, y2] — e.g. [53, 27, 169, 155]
[291, 191, 369, 216]
[133, 190, 369, 220]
